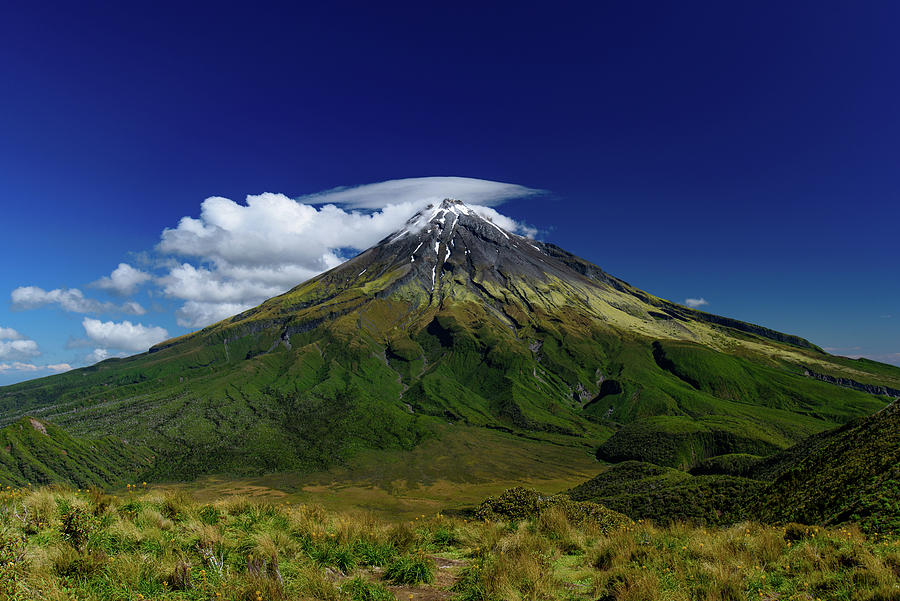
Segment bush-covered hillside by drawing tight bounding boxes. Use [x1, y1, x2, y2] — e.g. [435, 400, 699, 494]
[2, 200, 899, 482]
[752, 399, 900, 533]
[566, 461, 765, 526]
[0, 417, 152, 488]
[570, 400, 900, 534]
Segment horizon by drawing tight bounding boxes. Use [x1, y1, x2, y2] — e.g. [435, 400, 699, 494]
[2, 2, 899, 385]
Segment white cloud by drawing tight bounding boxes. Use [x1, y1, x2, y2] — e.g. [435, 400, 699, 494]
[158, 263, 288, 303]
[0, 362, 40, 373]
[154, 177, 538, 329]
[684, 297, 709, 308]
[84, 348, 125, 365]
[0, 361, 73, 374]
[160, 194, 418, 267]
[0, 327, 24, 340]
[175, 301, 257, 328]
[122, 301, 146, 314]
[0, 326, 41, 361]
[82, 318, 169, 352]
[92, 263, 151, 295]
[0, 339, 40, 360]
[301, 176, 541, 209]
[470, 205, 539, 238]
[11, 286, 146, 315]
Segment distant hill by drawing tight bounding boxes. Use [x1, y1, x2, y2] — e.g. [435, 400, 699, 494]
[568, 399, 900, 532]
[1, 199, 898, 483]
[567, 460, 764, 525]
[0, 416, 152, 488]
[752, 398, 900, 532]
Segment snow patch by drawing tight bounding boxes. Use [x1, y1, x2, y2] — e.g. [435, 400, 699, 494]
[483, 219, 509, 239]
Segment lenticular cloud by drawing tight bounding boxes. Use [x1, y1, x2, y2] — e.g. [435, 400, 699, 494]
[300, 176, 542, 209]
[155, 177, 539, 328]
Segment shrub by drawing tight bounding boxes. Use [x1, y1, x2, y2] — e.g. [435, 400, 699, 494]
[784, 522, 813, 541]
[160, 491, 192, 520]
[353, 539, 396, 566]
[51, 545, 107, 577]
[59, 506, 93, 551]
[476, 486, 629, 532]
[386, 521, 418, 551]
[199, 503, 222, 525]
[87, 487, 114, 516]
[169, 557, 193, 590]
[0, 529, 28, 597]
[340, 577, 395, 601]
[592, 545, 616, 570]
[117, 499, 145, 519]
[451, 563, 487, 601]
[475, 486, 543, 521]
[309, 543, 356, 572]
[430, 524, 459, 548]
[384, 552, 435, 585]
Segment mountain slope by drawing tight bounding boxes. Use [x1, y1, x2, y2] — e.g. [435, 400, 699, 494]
[566, 399, 900, 532]
[0, 416, 152, 487]
[566, 460, 765, 525]
[1, 199, 898, 483]
[751, 398, 900, 532]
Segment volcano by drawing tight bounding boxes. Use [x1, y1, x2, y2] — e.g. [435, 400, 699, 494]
[2, 199, 898, 485]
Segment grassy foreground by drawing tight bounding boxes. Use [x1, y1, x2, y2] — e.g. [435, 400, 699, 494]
[2, 486, 899, 601]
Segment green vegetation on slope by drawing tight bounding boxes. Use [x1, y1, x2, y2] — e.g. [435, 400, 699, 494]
[1, 205, 898, 484]
[752, 399, 900, 533]
[0, 417, 151, 488]
[567, 461, 765, 526]
[592, 340, 891, 469]
[569, 400, 900, 534]
[2, 314, 894, 487]
[689, 453, 763, 477]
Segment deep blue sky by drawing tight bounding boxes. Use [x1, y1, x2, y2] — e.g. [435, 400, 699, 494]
[1, 1, 898, 384]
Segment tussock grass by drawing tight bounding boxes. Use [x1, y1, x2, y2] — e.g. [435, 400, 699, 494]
[1, 485, 899, 600]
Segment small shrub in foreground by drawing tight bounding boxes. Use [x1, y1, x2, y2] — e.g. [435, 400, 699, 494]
[353, 539, 396, 566]
[384, 551, 435, 585]
[59, 506, 93, 551]
[0, 530, 28, 597]
[340, 577, 395, 601]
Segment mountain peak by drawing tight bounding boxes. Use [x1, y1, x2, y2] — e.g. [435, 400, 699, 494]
[386, 198, 507, 245]
[7, 190, 900, 489]
[438, 197, 468, 210]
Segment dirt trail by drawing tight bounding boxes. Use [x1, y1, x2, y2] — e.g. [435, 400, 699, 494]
[364, 555, 468, 601]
